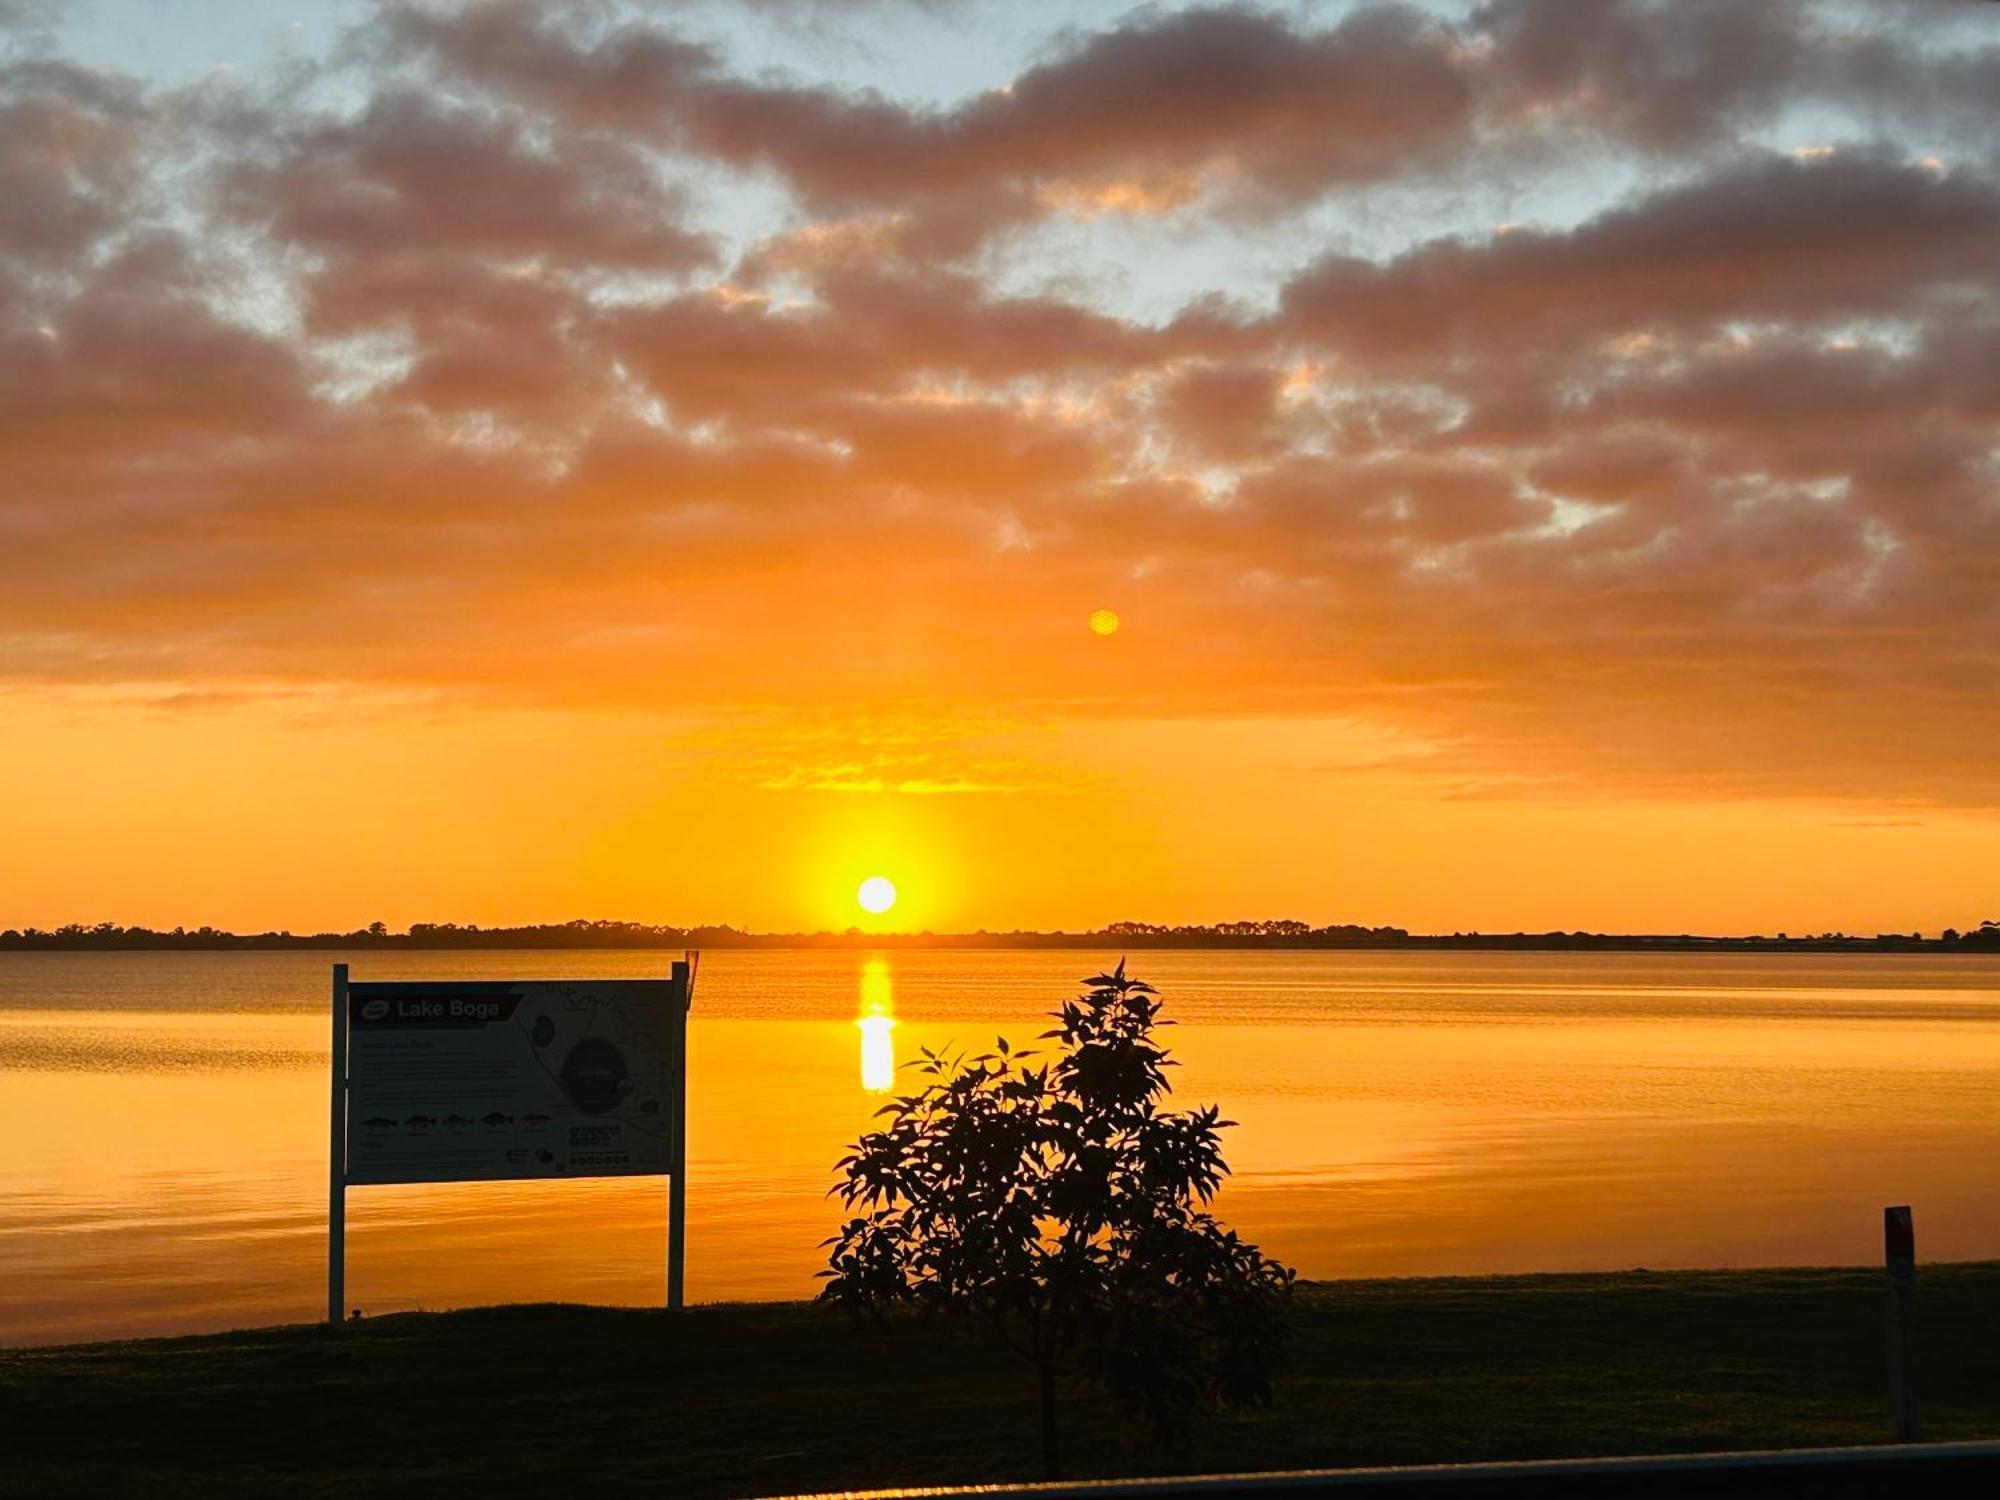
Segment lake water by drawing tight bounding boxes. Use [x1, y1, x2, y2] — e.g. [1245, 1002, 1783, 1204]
[4, 948, 1999, 1346]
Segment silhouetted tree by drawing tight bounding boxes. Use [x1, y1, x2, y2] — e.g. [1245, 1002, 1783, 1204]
[820, 962, 1293, 1478]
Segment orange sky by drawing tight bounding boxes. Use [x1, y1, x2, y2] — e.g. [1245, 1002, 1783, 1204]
[6, 688, 1997, 935]
[3, 1, 1999, 935]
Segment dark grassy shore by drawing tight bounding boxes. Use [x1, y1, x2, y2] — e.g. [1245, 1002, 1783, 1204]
[5, 1264, 1998, 1497]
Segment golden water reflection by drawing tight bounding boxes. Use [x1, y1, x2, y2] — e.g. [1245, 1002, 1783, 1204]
[857, 957, 896, 1092]
[9, 948, 2000, 1346]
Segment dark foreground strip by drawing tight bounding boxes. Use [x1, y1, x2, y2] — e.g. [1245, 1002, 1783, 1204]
[773, 1441, 2000, 1500]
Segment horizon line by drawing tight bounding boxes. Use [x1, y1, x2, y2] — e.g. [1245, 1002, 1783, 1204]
[6, 917, 1998, 952]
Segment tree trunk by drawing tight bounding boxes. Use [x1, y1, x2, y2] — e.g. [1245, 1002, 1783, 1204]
[1039, 1355, 1061, 1480]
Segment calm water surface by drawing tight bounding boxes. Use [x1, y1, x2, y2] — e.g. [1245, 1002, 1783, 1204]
[4, 948, 1999, 1345]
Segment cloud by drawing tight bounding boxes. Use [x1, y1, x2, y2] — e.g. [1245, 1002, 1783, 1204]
[1475, 0, 1812, 151]
[1477, 0, 2000, 154]
[380, 1, 2000, 257]
[1279, 151, 2000, 365]
[232, 86, 712, 277]
[384, 1, 1474, 248]
[0, 59, 149, 265]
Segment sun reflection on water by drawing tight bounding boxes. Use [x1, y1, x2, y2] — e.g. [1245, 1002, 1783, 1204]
[857, 958, 896, 1092]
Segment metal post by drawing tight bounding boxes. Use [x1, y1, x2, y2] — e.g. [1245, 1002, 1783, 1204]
[667, 956, 693, 1310]
[1886, 1204, 1919, 1442]
[329, 964, 349, 1326]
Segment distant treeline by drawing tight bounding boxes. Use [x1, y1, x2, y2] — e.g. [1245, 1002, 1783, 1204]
[5, 918, 2000, 953]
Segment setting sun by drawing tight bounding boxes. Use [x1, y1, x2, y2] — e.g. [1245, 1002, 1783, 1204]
[856, 876, 898, 915]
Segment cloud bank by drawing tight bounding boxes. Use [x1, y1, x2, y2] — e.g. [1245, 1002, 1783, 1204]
[4, 0, 1999, 805]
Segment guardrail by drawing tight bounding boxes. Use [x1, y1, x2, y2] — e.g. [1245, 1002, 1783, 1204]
[773, 1440, 2000, 1499]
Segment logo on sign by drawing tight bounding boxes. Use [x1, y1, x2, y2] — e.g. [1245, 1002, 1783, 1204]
[361, 999, 389, 1021]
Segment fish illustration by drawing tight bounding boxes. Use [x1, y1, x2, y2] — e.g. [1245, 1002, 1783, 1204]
[446, 1114, 473, 1129]
[362, 1116, 395, 1129]
[521, 1112, 552, 1127]
[404, 1114, 436, 1130]
[481, 1111, 514, 1127]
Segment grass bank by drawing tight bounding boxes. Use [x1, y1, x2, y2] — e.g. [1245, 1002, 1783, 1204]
[5, 1264, 1998, 1496]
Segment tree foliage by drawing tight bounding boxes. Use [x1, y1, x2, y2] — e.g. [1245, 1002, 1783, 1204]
[820, 962, 1294, 1477]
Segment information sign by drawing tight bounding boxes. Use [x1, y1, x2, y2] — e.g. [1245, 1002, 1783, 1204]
[327, 960, 694, 1323]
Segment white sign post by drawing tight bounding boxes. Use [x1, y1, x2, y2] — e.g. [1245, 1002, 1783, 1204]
[328, 959, 695, 1324]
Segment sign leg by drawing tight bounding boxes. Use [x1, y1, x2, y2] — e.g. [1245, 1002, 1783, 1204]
[667, 957, 691, 1310]
[330, 963, 348, 1326]
[668, 1168, 686, 1310]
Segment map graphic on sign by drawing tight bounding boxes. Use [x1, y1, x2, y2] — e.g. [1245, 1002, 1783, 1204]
[343, 978, 683, 1186]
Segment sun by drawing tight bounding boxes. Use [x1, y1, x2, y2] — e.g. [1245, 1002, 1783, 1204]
[1089, 607, 1119, 636]
[856, 875, 898, 915]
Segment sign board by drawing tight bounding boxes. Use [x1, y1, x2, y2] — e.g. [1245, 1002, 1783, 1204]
[344, 978, 682, 1185]
[328, 960, 694, 1323]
